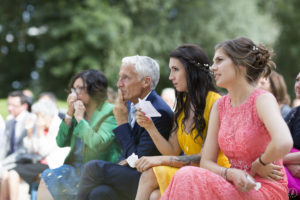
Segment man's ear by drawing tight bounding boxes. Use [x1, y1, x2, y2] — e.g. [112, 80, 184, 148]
[142, 76, 151, 88]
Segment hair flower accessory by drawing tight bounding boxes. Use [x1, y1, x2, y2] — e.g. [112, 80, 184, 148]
[203, 64, 209, 67]
[253, 45, 258, 51]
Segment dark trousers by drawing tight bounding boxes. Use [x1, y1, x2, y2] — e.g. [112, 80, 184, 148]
[77, 160, 141, 200]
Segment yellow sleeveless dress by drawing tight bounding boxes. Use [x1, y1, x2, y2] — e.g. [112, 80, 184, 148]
[153, 91, 230, 194]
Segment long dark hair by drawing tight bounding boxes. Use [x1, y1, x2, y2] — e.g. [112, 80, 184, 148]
[170, 44, 218, 141]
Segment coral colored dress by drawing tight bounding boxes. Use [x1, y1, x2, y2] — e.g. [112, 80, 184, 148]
[161, 89, 289, 200]
[153, 91, 230, 194]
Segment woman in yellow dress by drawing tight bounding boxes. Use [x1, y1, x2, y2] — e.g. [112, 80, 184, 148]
[134, 44, 230, 200]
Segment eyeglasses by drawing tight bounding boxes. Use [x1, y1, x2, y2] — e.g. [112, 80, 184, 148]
[71, 86, 86, 94]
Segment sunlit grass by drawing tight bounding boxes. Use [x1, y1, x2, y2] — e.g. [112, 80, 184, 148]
[0, 99, 67, 119]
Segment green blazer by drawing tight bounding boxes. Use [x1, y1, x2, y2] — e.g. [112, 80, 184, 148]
[56, 101, 121, 165]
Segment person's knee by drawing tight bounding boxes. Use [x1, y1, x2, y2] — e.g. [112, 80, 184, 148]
[149, 189, 161, 200]
[83, 160, 104, 177]
[8, 170, 19, 180]
[89, 185, 117, 200]
[1, 170, 9, 180]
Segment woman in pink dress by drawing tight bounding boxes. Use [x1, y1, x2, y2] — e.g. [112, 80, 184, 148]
[161, 37, 293, 200]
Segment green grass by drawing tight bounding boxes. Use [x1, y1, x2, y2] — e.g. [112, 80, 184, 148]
[0, 98, 67, 119]
[0, 99, 8, 119]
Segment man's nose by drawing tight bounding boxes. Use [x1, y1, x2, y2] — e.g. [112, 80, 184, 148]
[117, 80, 123, 87]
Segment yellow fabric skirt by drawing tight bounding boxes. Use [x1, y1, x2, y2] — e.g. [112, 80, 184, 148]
[153, 152, 230, 194]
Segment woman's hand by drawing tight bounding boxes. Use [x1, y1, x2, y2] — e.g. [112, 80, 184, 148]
[66, 92, 77, 116]
[135, 156, 165, 173]
[25, 116, 35, 138]
[136, 109, 155, 130]
[74, 100, 86, 123]
[227, 168, 256, 192]
[251, 158, 283, 180]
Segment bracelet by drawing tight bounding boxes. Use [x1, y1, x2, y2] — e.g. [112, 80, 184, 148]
[259, 154, 267, 166]
[224, 168, 229, 181]
[65, 113, 73, 119]
[220, 168, 224, 178]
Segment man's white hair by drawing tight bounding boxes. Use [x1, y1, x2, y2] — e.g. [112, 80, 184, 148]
[121, 55, 160, 90]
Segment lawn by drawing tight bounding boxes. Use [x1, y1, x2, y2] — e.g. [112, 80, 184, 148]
[0, 98, 67, 119]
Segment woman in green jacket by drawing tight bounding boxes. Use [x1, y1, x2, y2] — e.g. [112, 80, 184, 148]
[37, 69, 121, 200]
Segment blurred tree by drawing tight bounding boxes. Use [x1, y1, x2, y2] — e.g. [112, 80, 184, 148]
[260, 0, 300, 100]
[0, 0, 279, 99]
[0, 1, 37, 96]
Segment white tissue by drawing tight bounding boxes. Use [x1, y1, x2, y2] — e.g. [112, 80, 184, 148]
[247, 175, 261, 191]
[135, 98, 161, 118]
[126, 153, 139, 168]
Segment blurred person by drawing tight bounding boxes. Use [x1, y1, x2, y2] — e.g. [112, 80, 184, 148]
[161, 37, 293, 200]
[106, 87, 117, 104]
[292, 72, 300, 108]
[135, 44, 229, 200]
[283, 72, 300, 198]
[257, 71, 291, 118]
[0, 115, 5, 159]
[0, 91, 32, 174]
[39, 92, 65, 119]
[160, 87, 176, 110]
[23, 89, 35, 113]
[37, 69, 121, 200]
[0, 100, 69, 200]
[0, 114, 5, 139]
[76, 55, 174, 200]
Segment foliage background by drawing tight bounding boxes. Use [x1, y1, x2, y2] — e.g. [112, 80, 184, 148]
[0, 0, 299, 117]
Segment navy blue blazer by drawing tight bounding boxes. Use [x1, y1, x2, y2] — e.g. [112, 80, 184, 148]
[285, 106, 300, 149]
[113, 90, 174, 161]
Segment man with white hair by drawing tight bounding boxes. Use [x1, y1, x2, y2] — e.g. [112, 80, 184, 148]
[77, 55, 174, 200]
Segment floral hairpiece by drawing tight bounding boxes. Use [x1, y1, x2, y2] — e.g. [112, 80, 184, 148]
[253, 45, 258, 51]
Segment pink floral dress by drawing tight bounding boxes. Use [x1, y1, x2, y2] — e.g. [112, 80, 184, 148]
[161, 89, 289, 200]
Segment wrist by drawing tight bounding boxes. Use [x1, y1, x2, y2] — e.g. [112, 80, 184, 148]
[259, 154, 267, 166]
[65, 113, 73, 120]
[67, 109, 74, 115]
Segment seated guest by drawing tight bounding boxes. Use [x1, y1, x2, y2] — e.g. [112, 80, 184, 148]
[160, 88, 176, 110]
[292, 72, 300, 108]
[0, 91, 32, 174]
[258, 70, 291, 118]
[283, 72, 300, 198]
[0, 114, 5, 144]
[0, 99, 68, 200]
[37, 69, 121, 200]
[76, 55, 174, 200]
[135, 44, 230, 200]
[38, 91, 66, 119]
[161, 37, 293, 200]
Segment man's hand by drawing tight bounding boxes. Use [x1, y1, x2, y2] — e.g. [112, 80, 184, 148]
[113, 89, 129, 125]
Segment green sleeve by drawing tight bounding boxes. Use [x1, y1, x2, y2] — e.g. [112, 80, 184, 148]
[73, 115, 117, 152]
[56, 120, 74, 147]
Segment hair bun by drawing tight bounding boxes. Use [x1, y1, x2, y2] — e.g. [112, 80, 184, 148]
[253, 44, 276, 78]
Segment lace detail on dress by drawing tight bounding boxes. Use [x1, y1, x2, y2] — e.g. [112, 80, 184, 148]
[218, 89, 271, 167]
[161, 89, 289, 200]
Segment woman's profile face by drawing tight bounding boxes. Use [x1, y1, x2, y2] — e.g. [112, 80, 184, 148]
[73, 78, 90, 105]
[168, 57, 188, 92]
[211, 49, 238, 88]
